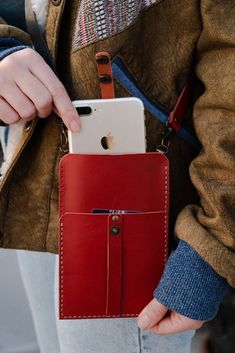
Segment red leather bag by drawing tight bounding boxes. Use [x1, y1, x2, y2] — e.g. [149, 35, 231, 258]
[59, 153, 169, 319]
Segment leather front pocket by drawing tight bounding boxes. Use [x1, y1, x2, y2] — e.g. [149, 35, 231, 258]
[59, 211, 168, 319]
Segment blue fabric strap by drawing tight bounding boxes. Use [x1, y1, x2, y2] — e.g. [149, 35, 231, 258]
[112, 57, 200, 150]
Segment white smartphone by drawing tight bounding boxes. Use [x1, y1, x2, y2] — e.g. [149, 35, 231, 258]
[68, 97, 146, 154]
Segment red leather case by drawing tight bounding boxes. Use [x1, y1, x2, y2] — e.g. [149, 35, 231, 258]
[59, 153, 169, 319]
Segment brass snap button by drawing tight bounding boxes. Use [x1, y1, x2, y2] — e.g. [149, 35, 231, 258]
[110, 226, 120, 235]
[51, 0, 62, 6]
[112, 215, 119, 222]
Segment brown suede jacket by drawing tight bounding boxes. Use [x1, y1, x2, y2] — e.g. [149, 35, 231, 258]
[0, 0, 234, 287]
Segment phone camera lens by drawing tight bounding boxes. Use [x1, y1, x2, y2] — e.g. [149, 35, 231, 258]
[76, 106, 92, 115]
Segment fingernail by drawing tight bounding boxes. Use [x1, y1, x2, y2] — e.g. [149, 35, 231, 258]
[70, 119, 80, 132]
[137, 314, 150, 329]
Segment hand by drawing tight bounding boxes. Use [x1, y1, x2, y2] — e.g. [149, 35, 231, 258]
[137, 298, 205, 335]
[0, 48, 81, 131]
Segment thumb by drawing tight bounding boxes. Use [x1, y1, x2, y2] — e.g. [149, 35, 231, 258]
[137, 298, 168, 330]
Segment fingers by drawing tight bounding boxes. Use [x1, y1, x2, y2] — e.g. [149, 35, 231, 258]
[0, 97, 20, 124]
[0, 48, 80, 129]
[148, 312, 204, 336]
[137, 298, 168, 330]
[29, 54, 81, 131]
[137, 298, 205, 335]
[0, 82, 36, 121]
[15, 72, 53, 118]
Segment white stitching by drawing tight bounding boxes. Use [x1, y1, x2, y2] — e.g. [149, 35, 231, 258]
[59, 163, 65, 318]
[164, 164, 168, 264]
[60, 220, 64, 317]
[61, 313, 139, 319]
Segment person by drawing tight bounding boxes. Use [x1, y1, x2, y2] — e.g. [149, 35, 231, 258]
[0, 0, 234, 352]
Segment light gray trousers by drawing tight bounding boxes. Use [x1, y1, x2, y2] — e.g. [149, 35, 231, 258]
[16, 250, 195, 353]
[1, 123, 195, 353]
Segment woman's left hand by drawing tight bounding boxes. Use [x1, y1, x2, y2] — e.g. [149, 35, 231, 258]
[137, 298, 205, 335]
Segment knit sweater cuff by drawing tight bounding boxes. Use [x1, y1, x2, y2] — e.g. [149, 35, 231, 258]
[154, 240, 228, 321]
[0, 37, 29, 61]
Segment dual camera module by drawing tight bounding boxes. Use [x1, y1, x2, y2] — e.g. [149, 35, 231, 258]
[75, 106, 93, 115]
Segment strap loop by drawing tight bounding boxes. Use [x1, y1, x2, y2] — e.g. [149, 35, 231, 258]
[95, 52, 115, 99]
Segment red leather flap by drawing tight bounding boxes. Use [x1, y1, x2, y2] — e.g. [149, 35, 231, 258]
[59, 153, 169, 217]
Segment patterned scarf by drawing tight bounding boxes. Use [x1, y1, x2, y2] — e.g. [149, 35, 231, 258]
[73, 0, 161, 50]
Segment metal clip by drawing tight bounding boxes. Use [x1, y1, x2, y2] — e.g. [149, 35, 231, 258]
[156, 123, 175, 154]
[60, 125, 69, 153]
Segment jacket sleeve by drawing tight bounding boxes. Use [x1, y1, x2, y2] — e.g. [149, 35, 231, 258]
[0, 17, 32, 126]
[0, 17, 31, 46]
[0, 37, 30, 61]
[175, 0, 235, 287]
[154, 240, 228, 320]
[0, 17, 31, 61]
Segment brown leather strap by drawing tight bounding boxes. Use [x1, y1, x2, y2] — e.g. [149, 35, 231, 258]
[24, 0, 54, 70]
[95, 52, 115, 99]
